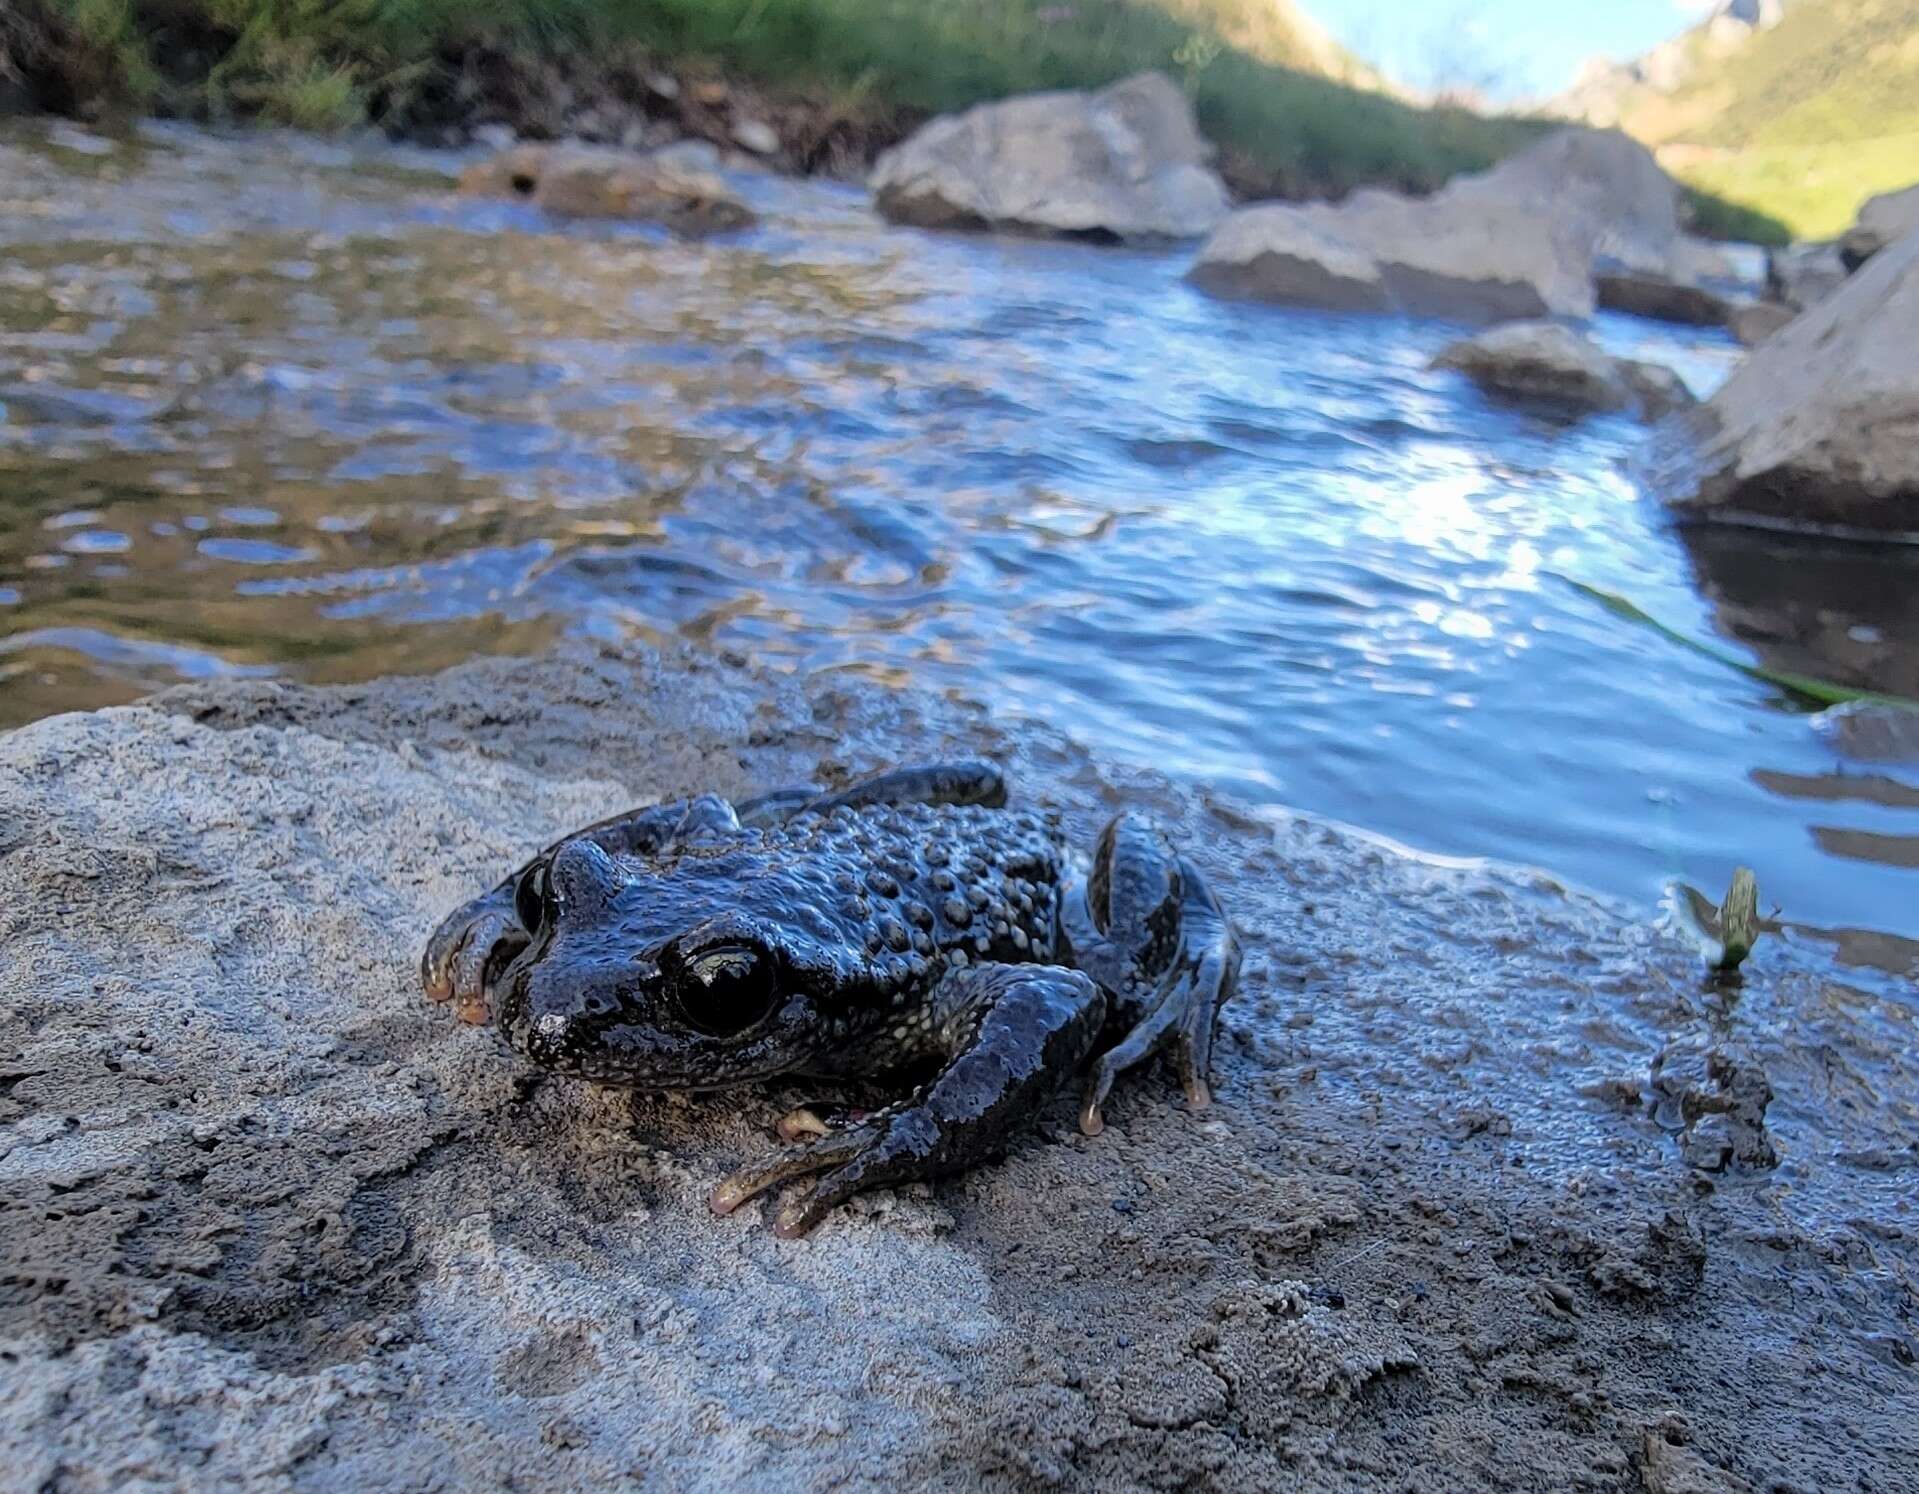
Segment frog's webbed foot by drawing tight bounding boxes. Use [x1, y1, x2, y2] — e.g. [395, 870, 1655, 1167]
[1064, 814, 1240, 1137]
[709, 962, 1103, 1237]
[421, 886, 528, 1025]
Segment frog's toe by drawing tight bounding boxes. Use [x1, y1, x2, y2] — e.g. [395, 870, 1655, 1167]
[709, 1123, 877, 1222]
[421, 896, 527, 1025]
[1075, 852, 1238, 1136]
[774, 1103, 872, 1142]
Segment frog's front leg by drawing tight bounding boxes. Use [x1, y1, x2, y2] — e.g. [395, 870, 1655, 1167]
[1064, 814, 1240, 1136]
[421, 793, 742, 1021]
[709, 963, 1104, 1237]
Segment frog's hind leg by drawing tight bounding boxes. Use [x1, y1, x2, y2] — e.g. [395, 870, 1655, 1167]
[1065, 814, 1240, 1137]
[709, 962, 1103, 1237]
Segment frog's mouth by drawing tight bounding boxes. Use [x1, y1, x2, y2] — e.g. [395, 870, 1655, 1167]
[494, 962, 815, 1091]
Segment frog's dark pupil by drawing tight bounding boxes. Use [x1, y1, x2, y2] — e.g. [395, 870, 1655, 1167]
[679, 945, 778, 1038]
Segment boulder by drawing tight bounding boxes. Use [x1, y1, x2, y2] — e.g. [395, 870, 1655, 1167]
[730, 119, 781, 157]
[870, 71, 1230, 241]
[1728, 300, 1795, 346]
[1432, 321, 1696, 420]
[1191, 193, 1593, 323]
[1663, 231, 1919, 532]
[1765, 241, 1848, 310]
[1840, 183, 1919, 270]
[458, 143, 754, 236]
[1191, 127, 1691, 324]
[1596, 266, 1734, 326]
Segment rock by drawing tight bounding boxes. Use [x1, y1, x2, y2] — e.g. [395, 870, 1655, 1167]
[457, 143, 754, 236]
[45, 121, 115, 157]
[1650, 1037, 1777, 1169]
[1616, 359, 1698, 421]
[1596, 266, 1734, 326]
[1662, 232, 1919, 532]
[870, 71, 1230, 242]
[1840, 183, 1919, 270]
[648, 139, 724, 176]
[1432, 321, 1694, 420]
[1641, 1429, 1756, 1494]
[471, 123, 518, 153]
[1680, 1114, 1735, 1171]
[643, 72, 681, 102]
[1813, 701, 1919, 763]
[1728, 300, 1795, 346]
[730, 119, 780, 157]
[0, 382, 174, 426]
[1192, 127, 1691, 323]
[1765, 241, 1848, 310]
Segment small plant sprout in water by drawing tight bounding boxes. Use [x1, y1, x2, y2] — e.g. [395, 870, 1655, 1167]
[1715, 868, 1760, 972]
[1665, 868, 1770, 978]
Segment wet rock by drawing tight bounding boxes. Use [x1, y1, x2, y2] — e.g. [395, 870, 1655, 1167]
[1641, 1426, 1756, 1494]
[0, 382, 174, 426]
[1815, 701, 1919, 763]
[1190, 1281, 1418, 1441]
[1192, 127, 1691, 323]
[1679, 1113, 1735, 1171]
[1432, 321, 1694, 421]
[870, 71, 1230, 242]
[1650, 1037, 1777, 1169]
[1765, 241, 1848, 311]
[1616, 359, 1699, 421]
[1587, 1212, 1708, 1302]
[458, 143, 754, 236]
[1839, 183, 1919, 271]
[1595, 266, 1734, 327]
[730, 119, 780, 157]
[648, 139, 723, 176]
[1661, 231, 1919, 532]
[45, 121, 115, 157]
[1728, 300, 1795, 346]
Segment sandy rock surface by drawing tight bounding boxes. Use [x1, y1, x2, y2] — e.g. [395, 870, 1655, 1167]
[870, 72, 1230, 242]
[1661, 230, 1919, 533]
[4, 644, 1917, 1490]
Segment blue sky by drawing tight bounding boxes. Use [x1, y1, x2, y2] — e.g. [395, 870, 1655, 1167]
[1308, 1, 1714, 100]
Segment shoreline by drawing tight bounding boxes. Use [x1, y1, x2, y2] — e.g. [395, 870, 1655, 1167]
[4, 642, 1915, 1488]
[1, 0, 1544, 208]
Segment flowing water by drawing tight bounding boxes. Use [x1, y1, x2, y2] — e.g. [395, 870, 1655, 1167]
[3, 119, 1916, 969]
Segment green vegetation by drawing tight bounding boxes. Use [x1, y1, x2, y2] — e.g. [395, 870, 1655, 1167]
[1560, 575, 1919, 712]
[1585, 0, 1919, 238]
[15, 0, 1543, 199]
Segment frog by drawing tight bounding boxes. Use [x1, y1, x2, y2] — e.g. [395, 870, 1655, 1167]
[421, 760, 1239, 1237]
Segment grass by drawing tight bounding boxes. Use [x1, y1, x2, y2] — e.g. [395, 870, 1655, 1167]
[20, 0, 1545, 199]
[1664, 131, 1919, 242]
[1590, 0, 1919, 239]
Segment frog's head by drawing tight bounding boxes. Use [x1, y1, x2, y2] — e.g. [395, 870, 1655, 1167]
[492, 836, 888, 1088]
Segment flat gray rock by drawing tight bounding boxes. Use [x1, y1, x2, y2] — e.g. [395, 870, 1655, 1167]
[4, 645, 1916, 1489]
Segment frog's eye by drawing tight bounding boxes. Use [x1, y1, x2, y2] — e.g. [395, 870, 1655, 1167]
[515, 860, 555, 935]
[677, 945, 779, 1039]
